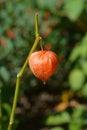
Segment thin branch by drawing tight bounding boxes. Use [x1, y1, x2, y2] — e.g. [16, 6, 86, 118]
[7, 13, 41, 130]
[35, 12, 39, 37]
[7, 77, 20, 130]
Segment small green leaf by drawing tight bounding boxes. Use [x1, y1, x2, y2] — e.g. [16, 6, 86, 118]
[69, 121, 82, 130]
[64, 0, 85, 21]
[81, 34, 87, 45]
[81, 61, 87, 76]
[72, 105, 84, 119]
[69, 34, 87, 62]
[0, 38, 13, 59]
[0, 67, 10, 82]
[82, 83, 87, 97]
[69, 69, 85, 91]
[69, 105, 84, 130]
[69, 46, 81, 62]
[78, 34, 87, 57]
[6, 38, 13, 52]
[46, 112, 71, 125]
[80, 45, 87, 57]
[51, 127, 64, 130]
[2, 103, 11, 116]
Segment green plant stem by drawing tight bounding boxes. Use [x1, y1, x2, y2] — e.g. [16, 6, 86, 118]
[7, 13, 41, 130]
[0, 89, 2, 130]
[35, 12, 39, 37]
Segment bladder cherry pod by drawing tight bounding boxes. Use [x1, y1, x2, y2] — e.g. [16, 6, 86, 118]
[28, 38, 58, 84]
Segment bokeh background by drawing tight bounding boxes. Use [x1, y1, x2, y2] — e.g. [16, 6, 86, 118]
[0, 0, 87, 130]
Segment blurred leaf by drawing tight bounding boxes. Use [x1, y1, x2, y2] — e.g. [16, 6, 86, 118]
[69, 46, 81, 62]
[72, 105, 84, 118]
[0, 38, 13, 59]
[2, 103, 11, 116]
[6, 39, 13, 52]
[69, 105, 84, 130]
[0, 67, 10, 82]
[69, 121, 82, 130]
[69, 34, 87, 62]
[0, 81, 3, 88]
[69, 69, 85, 91]
[6, 1, 14, 15]
[81, 33, 87, 45]
[64, 0, 85, 21]
[37, 0, 58, 9]
[45, 112, 71, 125]
[82, 83, 87, 97]
[81, 61, 87, 76]
[51, 127, 64, 130]
[80, 45, 87, 57]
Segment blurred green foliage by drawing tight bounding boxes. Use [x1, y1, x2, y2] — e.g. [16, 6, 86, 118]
[0, 0, 87, 130]
[69, 34, 87, 92]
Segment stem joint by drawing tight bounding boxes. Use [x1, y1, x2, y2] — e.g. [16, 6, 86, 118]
[17, 73, 21, 78]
